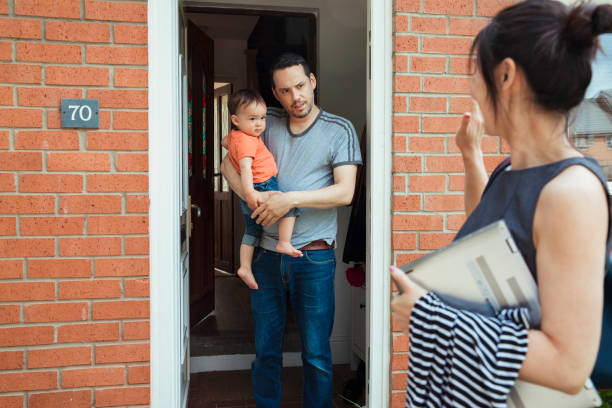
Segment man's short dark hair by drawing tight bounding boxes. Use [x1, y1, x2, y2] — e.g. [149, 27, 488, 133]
[269, 53, 312, 89]
[228, 88, 265, 116]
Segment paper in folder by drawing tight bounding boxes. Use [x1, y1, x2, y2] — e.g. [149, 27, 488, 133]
[399, 220, 602, 408]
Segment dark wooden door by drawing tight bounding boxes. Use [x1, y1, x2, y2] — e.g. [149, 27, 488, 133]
[213, 83, 235, 274]
[188, 21, 215, 327]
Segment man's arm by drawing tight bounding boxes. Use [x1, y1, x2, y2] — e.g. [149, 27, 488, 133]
[251, 164, 358, 226]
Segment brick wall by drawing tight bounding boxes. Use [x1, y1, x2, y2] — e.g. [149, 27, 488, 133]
[0, 1, 149, 407]
[390, 0, 515, 406]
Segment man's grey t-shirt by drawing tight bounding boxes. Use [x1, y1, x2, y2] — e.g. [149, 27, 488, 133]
[259, 107, 362, 251]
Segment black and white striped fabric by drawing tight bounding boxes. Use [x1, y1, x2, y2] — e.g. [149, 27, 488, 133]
[406, 292, 530, 408]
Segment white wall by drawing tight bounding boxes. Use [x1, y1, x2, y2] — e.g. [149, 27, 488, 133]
[189, 0, 368, 363]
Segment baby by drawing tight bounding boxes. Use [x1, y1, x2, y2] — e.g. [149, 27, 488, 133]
[225, 89, 302, 290]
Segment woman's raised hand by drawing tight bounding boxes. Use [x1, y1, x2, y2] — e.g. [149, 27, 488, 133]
[455, 99, 485, 154]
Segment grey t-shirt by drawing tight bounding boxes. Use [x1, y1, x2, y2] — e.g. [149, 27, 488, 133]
[259, 107, 362, 251]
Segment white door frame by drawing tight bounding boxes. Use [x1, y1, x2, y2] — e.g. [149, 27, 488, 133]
[148, 0, 393, 406]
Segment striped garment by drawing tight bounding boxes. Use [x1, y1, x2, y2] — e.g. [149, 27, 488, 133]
[406, 292, 531, 408]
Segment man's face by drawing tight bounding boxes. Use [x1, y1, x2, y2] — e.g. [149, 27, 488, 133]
[271, 65, 317, 119]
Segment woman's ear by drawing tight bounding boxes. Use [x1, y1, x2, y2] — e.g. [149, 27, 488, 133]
[498, 57, 517, 91]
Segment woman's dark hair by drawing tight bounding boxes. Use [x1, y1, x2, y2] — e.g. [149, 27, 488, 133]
[472, 0, 612, 113]
[269, 53, 312, 89]
[228, 88, 265, 116]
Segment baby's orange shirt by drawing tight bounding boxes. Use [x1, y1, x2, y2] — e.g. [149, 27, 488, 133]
[228, 129, 278, 184]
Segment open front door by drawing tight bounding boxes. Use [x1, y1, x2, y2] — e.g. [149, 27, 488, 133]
[188, 21, 215, 327]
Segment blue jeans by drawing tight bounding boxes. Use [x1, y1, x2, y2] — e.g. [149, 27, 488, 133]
[238, 176, 301, 247]
[250, 247, 336, 408]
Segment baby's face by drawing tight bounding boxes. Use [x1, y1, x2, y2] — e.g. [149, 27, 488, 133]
[232, 102, 267, 137]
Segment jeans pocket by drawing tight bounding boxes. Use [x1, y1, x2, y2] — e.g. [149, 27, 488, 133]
[302, 249, 335, 265]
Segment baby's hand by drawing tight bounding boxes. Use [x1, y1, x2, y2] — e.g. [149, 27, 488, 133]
[246, 192, 260, 211]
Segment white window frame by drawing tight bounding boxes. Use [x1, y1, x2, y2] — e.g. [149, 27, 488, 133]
[148, 0, 393, 406]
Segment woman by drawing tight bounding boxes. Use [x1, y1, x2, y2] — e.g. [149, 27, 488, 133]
[391, 0, 612, 406]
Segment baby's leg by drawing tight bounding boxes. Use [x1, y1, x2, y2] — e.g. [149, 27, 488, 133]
[276, 217, 303, 257]
[237, 244, 259, 290]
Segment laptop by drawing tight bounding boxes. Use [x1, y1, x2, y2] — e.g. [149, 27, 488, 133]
[398, 220, 602, 408]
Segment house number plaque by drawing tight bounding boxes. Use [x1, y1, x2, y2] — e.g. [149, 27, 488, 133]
[61, 98, 100, 128]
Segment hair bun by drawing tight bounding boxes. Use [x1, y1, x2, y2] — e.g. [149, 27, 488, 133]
[564, 4, 596, 51]
[592, 4, 612, 36]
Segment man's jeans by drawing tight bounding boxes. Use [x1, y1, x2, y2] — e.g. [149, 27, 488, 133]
[250, 247, 335, 408]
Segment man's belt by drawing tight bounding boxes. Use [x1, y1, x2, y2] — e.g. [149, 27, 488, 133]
[300, 239, 335, 251]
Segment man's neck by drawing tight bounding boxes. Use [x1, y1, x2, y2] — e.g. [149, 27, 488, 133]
[289, 105, 320, 134]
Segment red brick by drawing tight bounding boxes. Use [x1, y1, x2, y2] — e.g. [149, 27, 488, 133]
[29, 390, 91, 408]
[409, 136, 445, 153]
[393, 116, 419, 133]
[113, 111, 148, 130]
[395, 35, 418, 52]
[88, 132, 148, 150]
[15, 130, 79, 150]
[0, 108, 42, 127]
[449, 57, 473, 74]
[86, 45, 147, 65]
[448, 135, 498, 154]
[60, 237, 121, 256]
[62, 367, 124, 388]
[396, 0, 420, 12]
[0, 152, 41, 170]
[95, 257, 149, 277]
[96, 343, 149, 363]
[394, 75, 420, 92]
[410, 96, 446, 113]
[0, 216, 15, 235]
[0, 63, 41, 83]
[58, 322, 119, 343]
[0, 238, 54, 257]
[425, 155, 464, 172]
[424, 194, 464, 211]
[123, 321, 149, 340]
[0, 0, 6, 14]
[0, 17, 41, 39]
[17, 43, 81, 64]
[16, 0, 80, 18]
[27, 346, 91, 368]
[392, 195, 421, 211]
[46, 21, 110, 43]
[87, 89, 147, 109]
[391, 352, 409, 370]
[95, 386, 150, 407]
[0, 41, 11, 60]
[395, 15, 408, 32]
[89, 215, 148, 235]
[47, 152, 110, 172]
[114, 68, 147, 88]
[86, 0, 147, 22]
[423, 116, 462, 133]
[0, 173, 15, 191]
[93, 300, 149, 320]
[0, 130, 8, 148]
[420, 232, 456, 250]
[449, 96, 472, 114]
[0, 196, 54, 214]
[19, 174, 83, 193]
[422, 37, 472, 55]
[392, 214, 444, 231]
[393, 135, 406, 153]
[0, 326, 54, 347]
[393, 155, 421, 172]
[477, 0, 517, 17]
[128, 365, 149, 384]
[17, 87, 81, 107]
[394, 95, 406, 113]
[0, 351, 23, 369]
[59, 280, 121, 299]
[0, 86, 11, 105]
[410, 56, 446, 73]
[0, 259, 22, 279]
[28, 259, 91, 278]
[409, 175, 446, 192]
[87, 174, 148, 192]
[0, 396, 23, 408]
[424, 0, 473, 15]
[411, 16, 446, 33]
[46, 65, 109, 86]
[484, 155, 507, 172]
[125, 278, 148, 297]
[501, 138, 511, 153]
[0, 371, 57, 392]
[60, 195, 122, 214]
[394, 55, 408, 73]
[449, 17, 488, 35]
[116, 153, 148, 171]
[449, 174, 465, 191]
[0, 305, 20, 324]
[125, 236, 148, 255]
[20, 216, 84, 235]
[424, 76, 471, 93]
[126, 195, 149, 213]
[25, 302, 88, 323]
[393, 371, 409, 390]
[391, 391, 407, 408]
[392, 232, 417, 250]
[447, 213, 467, 230]
[114, 24, 147, 44]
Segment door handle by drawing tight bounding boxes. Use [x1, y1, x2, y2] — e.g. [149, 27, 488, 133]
[191, 204, 201, 218]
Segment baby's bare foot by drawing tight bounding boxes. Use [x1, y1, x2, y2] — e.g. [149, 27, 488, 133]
[237, 267, 258, 290]
[276, 241, 303, 258]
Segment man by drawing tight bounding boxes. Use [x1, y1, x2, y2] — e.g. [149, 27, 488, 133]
[220, 52, 361, 407]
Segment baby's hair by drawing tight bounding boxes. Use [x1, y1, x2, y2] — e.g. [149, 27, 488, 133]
[228, 89, 266, 116]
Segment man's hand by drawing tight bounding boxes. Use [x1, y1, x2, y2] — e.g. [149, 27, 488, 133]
[251, 191, 293, 226]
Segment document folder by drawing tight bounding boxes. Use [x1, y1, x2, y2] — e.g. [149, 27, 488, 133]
[399, 220, 602, 408]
